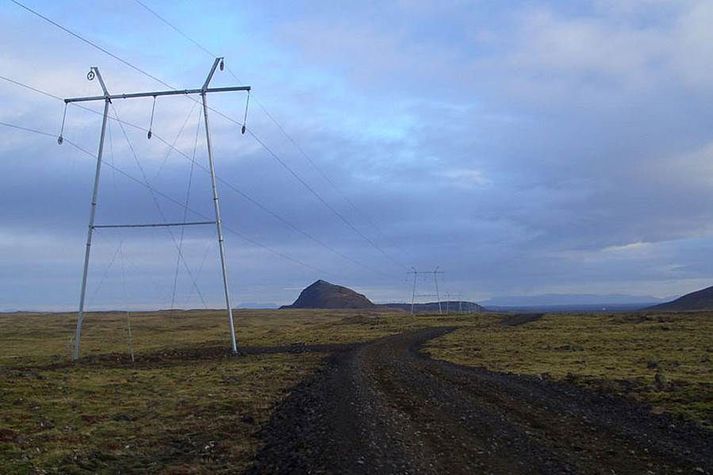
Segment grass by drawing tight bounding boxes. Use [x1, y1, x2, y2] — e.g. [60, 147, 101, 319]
[0, 309, 477, 473]
[1, 309, 711, 472]
[425, 312, 713, 428]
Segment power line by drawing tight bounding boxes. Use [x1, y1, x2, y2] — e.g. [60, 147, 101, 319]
[109, 101, 209, 308]
[0, 74, 389, 278]
[9, 0, 171, 90]
[133, 0, 214, 58]
[10, 0, 408, 273]
[132, 0, 404, 266]
[0, 118, 332, 277]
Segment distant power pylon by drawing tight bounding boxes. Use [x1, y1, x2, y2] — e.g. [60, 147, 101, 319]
[407, 267, 444, 315]
[63, 58, 250, 360]
[445, 293, 465, 315]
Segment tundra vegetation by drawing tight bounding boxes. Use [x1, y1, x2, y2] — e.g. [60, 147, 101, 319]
[0, 310, 711, 472]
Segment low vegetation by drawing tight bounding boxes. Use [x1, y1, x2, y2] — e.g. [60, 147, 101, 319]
[0, 309, 473, 472]
[1, 310, 711, 472]
[425, 312, 713, 429]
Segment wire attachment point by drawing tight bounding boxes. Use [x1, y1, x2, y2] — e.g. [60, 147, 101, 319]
[241, 90, 250, 135]
[87, 70, 95, 81]
[57, 103, 68, 146]
[147, 95, 157, 140]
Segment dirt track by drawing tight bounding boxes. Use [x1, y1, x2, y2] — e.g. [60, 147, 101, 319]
[248, 327, 713, 474]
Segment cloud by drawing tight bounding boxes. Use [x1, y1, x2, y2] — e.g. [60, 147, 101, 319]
[1, 0, 713, 309]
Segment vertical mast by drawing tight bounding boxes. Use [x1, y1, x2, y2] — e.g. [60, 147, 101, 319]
[202, 58, 238, 353]
[67, 59, 249, 359]
[74, 67, 110, 361]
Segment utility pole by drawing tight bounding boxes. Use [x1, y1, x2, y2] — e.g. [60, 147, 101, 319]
[408, 267, 418, 315]
[433, 266, 443, 314]
[65, 58, 250, 360]
[408, 267, 444, 315]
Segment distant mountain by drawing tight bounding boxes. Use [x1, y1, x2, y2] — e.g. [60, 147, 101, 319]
[482, 293, 667, 307]
[380, 301, 484, 314]
[648, 285, 713, 311]
[238, 302, 279, 309]
[486, 303, 653, 313]
[281, 280, 375, 309]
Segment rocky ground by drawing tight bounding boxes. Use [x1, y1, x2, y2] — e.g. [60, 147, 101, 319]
[248, 327, 713, 474]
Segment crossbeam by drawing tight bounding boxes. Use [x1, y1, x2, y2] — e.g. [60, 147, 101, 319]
[65, 85, 251, 104]
[70, 57, 247, 361]
[93, 221, 216, 229]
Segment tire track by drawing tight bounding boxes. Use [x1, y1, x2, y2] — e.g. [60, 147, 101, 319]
[247, 327, 713, 474]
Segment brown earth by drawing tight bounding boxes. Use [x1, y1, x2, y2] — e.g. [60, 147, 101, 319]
[248, 327, 713, 474]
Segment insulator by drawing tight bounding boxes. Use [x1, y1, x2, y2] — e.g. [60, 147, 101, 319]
[147, 95, 156, 140]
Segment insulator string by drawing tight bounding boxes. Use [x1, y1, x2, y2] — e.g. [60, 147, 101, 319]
[57, 102, 68, 144]
[147, 95, 156, 139]
[241, 89, 250, 135]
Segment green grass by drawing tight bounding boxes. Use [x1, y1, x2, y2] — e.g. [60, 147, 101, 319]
[0, 309, 478, 473]
[2, 309, 711, 472]
[425, 312, 713, 428]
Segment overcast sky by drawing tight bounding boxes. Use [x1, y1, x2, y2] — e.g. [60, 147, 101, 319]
[2, 0, 713, 310]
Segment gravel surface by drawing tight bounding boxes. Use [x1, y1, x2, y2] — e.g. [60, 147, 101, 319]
[247, 327, 713, 474]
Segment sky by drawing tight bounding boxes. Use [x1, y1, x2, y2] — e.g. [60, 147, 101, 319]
[2, 0, 713, 310]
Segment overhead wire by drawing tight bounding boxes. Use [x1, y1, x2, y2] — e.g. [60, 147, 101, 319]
[132, 0, 404, 268]
[0, 73, 390, 278]
[10, 0, 408, 274]
[170, 109, 203, 312]
[110, 101, 208, 308]
[0, 118, 333, 276]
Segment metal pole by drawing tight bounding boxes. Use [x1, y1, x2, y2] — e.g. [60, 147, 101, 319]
[201, 91, 238, 354]
[434, 267, 442, 315]
[66, 59, 248, 357]
[410, 268, 417, 315]
[74, 96, 110, 361]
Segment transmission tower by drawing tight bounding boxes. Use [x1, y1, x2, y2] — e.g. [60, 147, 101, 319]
[433, 266, 442, 314]
[63, 58, 250, 360]
[407, 267, 444, 315]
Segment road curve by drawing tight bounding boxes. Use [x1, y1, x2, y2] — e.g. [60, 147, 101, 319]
[247, 327, 713, 474]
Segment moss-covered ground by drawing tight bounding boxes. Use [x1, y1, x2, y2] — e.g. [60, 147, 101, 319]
[425, 312, 713, 429]
[0, 309, 472, 473]
[1, 309, 711, 472]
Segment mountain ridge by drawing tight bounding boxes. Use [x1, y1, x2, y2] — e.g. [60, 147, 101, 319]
[648, 285, 713, 311]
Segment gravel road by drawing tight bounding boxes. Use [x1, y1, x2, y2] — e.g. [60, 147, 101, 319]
[248, 327, 713, 474]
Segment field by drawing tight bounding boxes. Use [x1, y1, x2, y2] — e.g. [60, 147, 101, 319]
[425, 312, 713, 428]
[1, 309, 711, 473]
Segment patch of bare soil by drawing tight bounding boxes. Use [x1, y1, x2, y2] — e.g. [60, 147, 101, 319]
[500, 313, 545, 326]
[247, 327, 713, 474]
[12, 343, 356, 372]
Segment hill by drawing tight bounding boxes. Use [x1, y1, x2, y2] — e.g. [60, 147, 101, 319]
[482, 293, 667, 308]
[380, 301, 484, 314]
[648, 285, 713, 311]
[281, 280, 375, 309]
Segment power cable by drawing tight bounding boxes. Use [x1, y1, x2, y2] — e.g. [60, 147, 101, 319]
[132, 0, 404, 267]
[10, 0, 408, 273]
[0, 73, 391, 278]
[0, 118, 333, 276]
